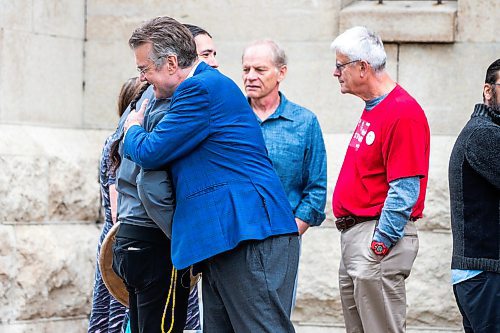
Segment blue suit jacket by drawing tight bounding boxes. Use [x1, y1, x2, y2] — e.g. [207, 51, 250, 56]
[124, 62, 297, 269]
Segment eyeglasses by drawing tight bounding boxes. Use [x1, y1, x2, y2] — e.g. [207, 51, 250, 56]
[136, 56, 164, 76]
[491, 83, 500, 87]
[335, 59, 360, 72]
[137, 61, 156, 77]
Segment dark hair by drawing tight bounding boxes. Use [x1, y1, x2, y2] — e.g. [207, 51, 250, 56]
[483, 59, 500, 103]
[129, 16, 197, 69]
[109, 82, 151, 173]
[117, 77, 144, 117]
[183, 24, 212, 38]
[485, 59, 500, 85]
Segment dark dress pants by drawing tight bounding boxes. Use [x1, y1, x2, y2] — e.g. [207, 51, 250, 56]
[453, 271, 500, 333]
[112, 224, 190, 333]
[201, 233, 300, 333]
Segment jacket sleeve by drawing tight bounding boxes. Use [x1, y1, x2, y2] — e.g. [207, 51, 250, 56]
[123, 78, 210, 170]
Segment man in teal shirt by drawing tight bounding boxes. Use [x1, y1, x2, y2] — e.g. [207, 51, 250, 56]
[242, 40, 327, 308]
[242, 39, 327, 235]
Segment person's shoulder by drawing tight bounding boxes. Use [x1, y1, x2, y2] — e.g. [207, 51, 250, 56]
[197, 65, 235, 88]
[386, 85, 426, 120]
[391, 85, 422, 109]
[176, 73, 210, 97]
[281, 94, 318, 121]
[467, 119, 500, 141]
[143, 85, 155, 98]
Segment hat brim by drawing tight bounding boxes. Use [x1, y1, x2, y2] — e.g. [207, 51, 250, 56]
[99, 222, 129, 307]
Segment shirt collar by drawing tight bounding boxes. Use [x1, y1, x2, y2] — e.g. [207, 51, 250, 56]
[472, 103, 500, 125]
[187, 60, 202, 79]
[250, 92, 295, 123]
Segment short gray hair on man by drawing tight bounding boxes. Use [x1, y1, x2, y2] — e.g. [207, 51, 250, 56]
[330, 26, 387, 72]
[243, 39, 288, 69]
[129, 16, 198, 69]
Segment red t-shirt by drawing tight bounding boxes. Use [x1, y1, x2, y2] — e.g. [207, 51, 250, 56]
[332, 85, 430, 219]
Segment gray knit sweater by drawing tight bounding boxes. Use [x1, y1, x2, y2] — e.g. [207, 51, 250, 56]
[448, 103, 500, 273]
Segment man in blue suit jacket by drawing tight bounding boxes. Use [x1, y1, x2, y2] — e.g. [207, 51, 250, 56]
[123, 17, 299, 332]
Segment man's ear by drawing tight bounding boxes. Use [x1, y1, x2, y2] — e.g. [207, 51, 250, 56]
[483, 83, 493, 104]
[359, 60, 369, 78]
[166, 55, 178, 73]
[277, 65, 288, 83]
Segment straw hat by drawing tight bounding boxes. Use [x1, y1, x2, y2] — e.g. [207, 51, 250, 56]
[99, 222, 129, 307]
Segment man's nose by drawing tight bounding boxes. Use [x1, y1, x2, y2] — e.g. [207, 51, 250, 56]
[246, 69, 258, 80]
[208, 55, 219, 69]
[333, 67, 341, 77]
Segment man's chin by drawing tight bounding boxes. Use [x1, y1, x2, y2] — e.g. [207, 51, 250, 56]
[153, 86, 165, 99]
[245, 91, 261, 99]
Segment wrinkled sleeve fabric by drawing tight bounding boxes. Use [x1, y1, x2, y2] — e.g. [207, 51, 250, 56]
[372, 176, 420, 248]
[294, 117, 327, 226]
[123, 78, 210, 170]
[465, 126, 500, 190]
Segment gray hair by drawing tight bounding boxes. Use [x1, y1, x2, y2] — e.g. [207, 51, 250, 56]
[330, 26, 386, 71]
[243, 39, 288, 69]
[129, 16, 197, 69]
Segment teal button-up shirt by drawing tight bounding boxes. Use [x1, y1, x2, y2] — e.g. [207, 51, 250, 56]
[254, 92, 327, 226]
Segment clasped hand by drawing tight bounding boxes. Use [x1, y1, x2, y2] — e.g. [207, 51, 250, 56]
[124, 98, 149, 133]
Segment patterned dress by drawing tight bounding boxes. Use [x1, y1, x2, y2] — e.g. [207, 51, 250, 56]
[88, 132, 127, 333]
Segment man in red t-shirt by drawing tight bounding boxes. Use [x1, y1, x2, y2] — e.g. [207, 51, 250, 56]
[330, 26, 430, 333]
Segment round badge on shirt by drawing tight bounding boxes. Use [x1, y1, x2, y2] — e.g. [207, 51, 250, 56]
[365, 131, 375, 145]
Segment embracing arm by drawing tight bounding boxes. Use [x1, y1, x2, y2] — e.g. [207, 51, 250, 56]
[123, 79, 211, 169]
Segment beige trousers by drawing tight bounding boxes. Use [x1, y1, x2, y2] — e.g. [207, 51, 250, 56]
[339, 220, 419, 333]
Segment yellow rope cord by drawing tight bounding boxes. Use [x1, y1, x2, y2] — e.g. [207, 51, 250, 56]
[161, 267, 177, 333]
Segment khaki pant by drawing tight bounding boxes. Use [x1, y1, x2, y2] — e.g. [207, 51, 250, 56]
[339, 220, 419, 333]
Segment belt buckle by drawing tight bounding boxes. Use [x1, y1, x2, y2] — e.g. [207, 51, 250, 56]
[344, 216, 356, 229]
[336, 216, 357, 231]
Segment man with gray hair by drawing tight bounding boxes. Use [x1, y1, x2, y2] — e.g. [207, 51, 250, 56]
[330, 26, 430, 332]
[122, 16, 299, 332]
[241, 40, 327, 308]
[242, 40, 327, 238]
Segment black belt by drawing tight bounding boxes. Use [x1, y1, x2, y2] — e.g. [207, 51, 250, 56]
[335, 215, 418, 232]
[116, 222, 168, 244]
[335, 216, 379, 232]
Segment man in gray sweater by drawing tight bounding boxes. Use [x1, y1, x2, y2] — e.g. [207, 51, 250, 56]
[448, 58, 500, 333]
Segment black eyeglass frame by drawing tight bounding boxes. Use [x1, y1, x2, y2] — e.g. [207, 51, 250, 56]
[335, 59, 361, 72]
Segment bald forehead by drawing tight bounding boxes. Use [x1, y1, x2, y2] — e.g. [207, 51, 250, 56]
[243, 43, 275, 62]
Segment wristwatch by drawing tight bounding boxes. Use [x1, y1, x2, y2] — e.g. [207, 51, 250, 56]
[371, 240, 389, 256]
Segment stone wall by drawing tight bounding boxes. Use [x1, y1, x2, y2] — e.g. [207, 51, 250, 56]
[0, 0, 498, 331]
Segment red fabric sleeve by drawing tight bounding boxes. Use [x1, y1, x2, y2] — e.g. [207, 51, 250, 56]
[383, 116, 429, 182]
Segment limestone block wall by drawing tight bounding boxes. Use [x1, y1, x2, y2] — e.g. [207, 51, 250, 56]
[0, 1, 107, 331]
[0, 126, 108, 332]
[0, 0, 498, 332]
